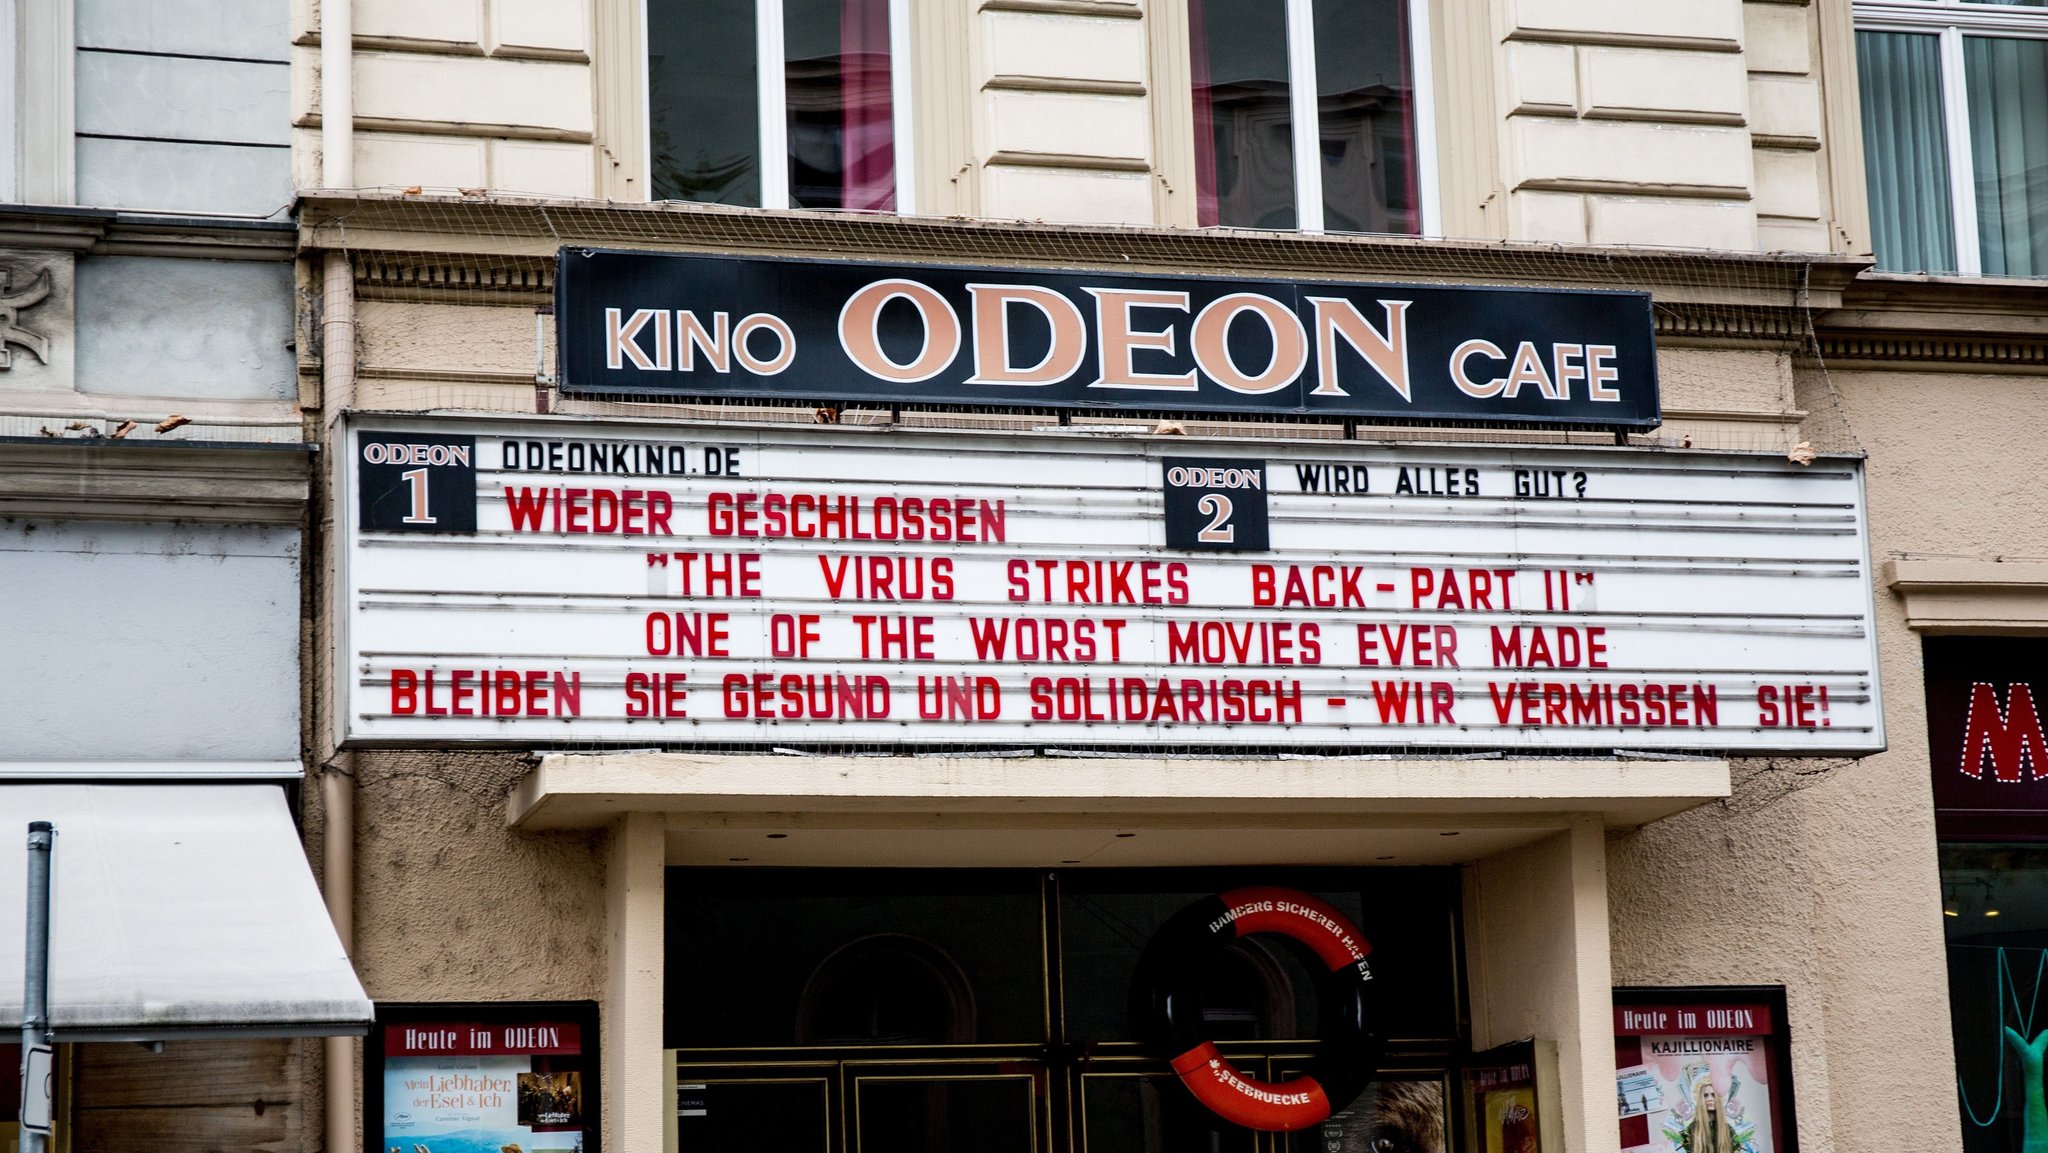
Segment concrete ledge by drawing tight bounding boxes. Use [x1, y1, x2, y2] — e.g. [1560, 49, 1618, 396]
[511, 751, 1730, 828]
[0, 438, 312, 525]
[1885, 558, 2048, 632]
[297, 190, 1867, 310]
[513, 752, 1729, 867]
[0, 204, 295, 260]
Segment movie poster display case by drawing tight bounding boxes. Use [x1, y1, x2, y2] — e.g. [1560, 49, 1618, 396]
[1613, 987, 1796, 1153]
[367, 1002, 600, 1153]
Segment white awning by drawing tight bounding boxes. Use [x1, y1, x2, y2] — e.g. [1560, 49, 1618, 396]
[0, 784, 373, 1041]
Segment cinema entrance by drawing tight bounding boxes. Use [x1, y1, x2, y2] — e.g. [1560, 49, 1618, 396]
[665, 867, 1461, 1153]
[511, 745, 1727, 1153]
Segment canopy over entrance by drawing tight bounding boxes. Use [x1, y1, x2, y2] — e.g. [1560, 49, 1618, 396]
[0, 783, 372, 1041]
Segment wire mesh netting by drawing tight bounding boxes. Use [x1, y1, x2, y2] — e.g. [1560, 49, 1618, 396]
[304, 190, 1864, 461]
[313, 190, 1872, 761]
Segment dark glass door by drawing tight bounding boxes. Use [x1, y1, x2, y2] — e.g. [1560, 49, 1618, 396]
[667, 867, 1463, 1153]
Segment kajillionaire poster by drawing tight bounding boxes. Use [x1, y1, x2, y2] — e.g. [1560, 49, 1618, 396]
[1615, 1002, 1786, 1153]
[381, 1020, 587, 1153]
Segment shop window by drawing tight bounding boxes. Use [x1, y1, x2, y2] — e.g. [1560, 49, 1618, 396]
[1927, 637, 2048, 1153]
[1943, 844, 2048, 1153]
[1186, 0, 1431, 234]
[853, 1075, 1037, 1153]
[1854, 2, 2048, 277]
[645, 0, 911, 211]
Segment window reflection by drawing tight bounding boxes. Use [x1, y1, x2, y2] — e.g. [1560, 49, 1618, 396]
[785, 0, 896, 210]
[1190, 0, 1420, 232]
[855, 1077, 1035, 1153]
[1192, 0, 1297, 228]
[647, 0, 761, 205]
[796, 934, 977, 1045]
[1313, 0, 1419, 234]
[648, 0, 896, 209]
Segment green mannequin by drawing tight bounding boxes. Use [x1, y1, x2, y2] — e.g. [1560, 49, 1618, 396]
[2003, 1027, 2048, 1153]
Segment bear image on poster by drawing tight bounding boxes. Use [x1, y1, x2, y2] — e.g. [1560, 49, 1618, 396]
[1320, 1081, 1448, 1153]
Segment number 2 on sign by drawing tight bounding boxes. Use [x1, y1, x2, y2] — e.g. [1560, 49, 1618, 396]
[1198, 494, 1235, 543]
[400, 467, 437, 525]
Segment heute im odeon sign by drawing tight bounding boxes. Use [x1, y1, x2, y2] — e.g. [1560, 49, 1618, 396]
[340, 418, 1883, 753]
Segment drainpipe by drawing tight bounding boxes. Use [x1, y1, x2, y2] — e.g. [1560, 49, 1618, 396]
[321, 0, 352, 189]
[320, 254, 357, 1153]
[321, 757, 355, 1153]
[319, 0, 357, 1121]
[320, 0, 358, 1145]
[319, 0, 356, 418]
[322, 253, 356, 421]
[319, 250, 357, 1153]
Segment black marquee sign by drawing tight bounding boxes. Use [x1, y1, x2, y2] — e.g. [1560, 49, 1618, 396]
[1162, 457, 1270, 553]
[357, 431, 477, 533]
[555, 249, 1661, 429]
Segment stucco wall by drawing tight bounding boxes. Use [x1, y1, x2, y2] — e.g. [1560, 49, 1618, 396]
[76, 0, 291, 214]
[1469, 821, 1617, 1153]
[75, 257, 298, 401]
[0, 519, 302, 762]
[348, 750, 607, 1000]
[1608, 362, 2048, 1153]
[1609, 768, 1853, 1153]
[310, 749, 637, 1152]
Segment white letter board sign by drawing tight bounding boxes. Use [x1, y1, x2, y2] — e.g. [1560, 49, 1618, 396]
[341, 418, 1883, 754]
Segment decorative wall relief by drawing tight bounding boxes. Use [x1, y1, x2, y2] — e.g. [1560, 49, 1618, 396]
[0, 252, 74, 394]
[0, 266, 52, 370]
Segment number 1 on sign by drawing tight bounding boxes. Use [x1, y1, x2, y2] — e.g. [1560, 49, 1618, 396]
[400, 467, 437, 525]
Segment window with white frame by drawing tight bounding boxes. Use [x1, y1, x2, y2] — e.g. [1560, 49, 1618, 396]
[645, 0, 915, 212]
[1189, 0, 1437, 235]
[1855, 0, 2048, 277]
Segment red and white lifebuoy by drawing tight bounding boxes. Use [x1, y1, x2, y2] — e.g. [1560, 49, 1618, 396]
[1131, 886, 1381, 1132]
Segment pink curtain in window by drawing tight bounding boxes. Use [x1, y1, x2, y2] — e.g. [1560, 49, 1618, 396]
[1189, 0, 1220, 226]
[1392, 0, 1418, 232]
[841, 0, 896, 210]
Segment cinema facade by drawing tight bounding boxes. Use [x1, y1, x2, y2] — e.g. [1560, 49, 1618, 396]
[276, 179, 2048, 1153]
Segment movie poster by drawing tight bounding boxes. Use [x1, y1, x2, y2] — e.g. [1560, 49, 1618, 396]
[1615, 1000, 1788, 1153]
[1467, 1042, 1541, 1153]
[380, 1019, 588, 1153]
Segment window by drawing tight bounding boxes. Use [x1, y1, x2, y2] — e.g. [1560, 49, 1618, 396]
[1188, 0, 1437, 234]
[1855, 1, 2048, 277]
[645, 0, 914, 212]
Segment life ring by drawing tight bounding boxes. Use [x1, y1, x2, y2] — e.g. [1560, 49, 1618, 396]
[1130, 886, 1381, 1132]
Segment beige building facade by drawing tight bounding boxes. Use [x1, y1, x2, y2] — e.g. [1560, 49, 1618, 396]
[274, 1, 2046, 1153]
